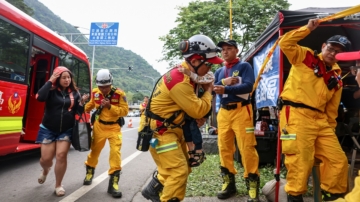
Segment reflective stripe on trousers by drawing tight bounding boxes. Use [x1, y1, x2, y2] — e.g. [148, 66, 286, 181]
[280, 106, 347, 195]
[149, 126, 190, 201]
[217, 103, 259, 178]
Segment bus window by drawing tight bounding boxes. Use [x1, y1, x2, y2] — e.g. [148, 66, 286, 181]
[59, 52, 91, 94]
[33, 59, 48, 94]
[0, 18, 30, 83]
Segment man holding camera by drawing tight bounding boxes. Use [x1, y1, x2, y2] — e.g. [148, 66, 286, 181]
[278, 19, 352, 201]
[83, 69, 129, 198]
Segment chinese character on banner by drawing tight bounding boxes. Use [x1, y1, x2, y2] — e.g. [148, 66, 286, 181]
[89, 22, 119, 46]
[253, 38, 280, 109]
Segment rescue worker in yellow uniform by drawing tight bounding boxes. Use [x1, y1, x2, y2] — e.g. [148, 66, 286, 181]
[278, 19, 351, 202]
[335, 51, 360, 202]
[83, 69, 129, 198]
[213, 39, 260, 201]
[141, 34, 223, 202]
[138, 95, 149, 132]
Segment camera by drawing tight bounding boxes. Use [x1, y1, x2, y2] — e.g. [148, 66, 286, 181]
[327, 76, 338, 90]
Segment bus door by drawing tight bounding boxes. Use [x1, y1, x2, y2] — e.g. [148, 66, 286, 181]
[22, 54, 52, 141]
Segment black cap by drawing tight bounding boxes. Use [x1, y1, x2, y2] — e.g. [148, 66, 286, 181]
[326, 35, 351, 51]
[217, 39, 238, 48]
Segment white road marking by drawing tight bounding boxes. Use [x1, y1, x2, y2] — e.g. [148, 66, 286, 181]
[121, 127, 138, 133]
[59, 150, 143, 202]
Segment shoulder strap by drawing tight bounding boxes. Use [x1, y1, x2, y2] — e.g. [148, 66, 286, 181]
[107, 87, 117, 99]
[145, 73, 166, 112]
[145, 68, 185, 129]
[68, 91, 75, 111]
[97, 87, 117, 115]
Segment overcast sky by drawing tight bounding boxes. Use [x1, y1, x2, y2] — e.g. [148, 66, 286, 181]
[37, 0, 359, 75]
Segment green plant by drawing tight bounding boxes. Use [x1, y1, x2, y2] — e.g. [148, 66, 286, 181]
[186, 154, 312, 197]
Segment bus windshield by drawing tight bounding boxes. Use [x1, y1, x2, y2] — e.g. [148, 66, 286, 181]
[59, 51, 91, 94]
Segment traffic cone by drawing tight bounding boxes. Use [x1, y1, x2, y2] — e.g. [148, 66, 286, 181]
[127, 119, 133, 128]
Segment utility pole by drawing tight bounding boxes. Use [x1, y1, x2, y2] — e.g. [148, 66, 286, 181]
[59, 27, 96, 81]
[229, 0, 233, 39]
[143, 75, 157, 88]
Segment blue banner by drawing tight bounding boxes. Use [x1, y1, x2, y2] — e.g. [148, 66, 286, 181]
[253, 38, 280, 109]
[89, 22, 119, 46]
[215, 95, 220, 113]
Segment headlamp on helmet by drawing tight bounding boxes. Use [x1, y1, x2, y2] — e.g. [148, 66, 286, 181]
[179, 34, 223, 65]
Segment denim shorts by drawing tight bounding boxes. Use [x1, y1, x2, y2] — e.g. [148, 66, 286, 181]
[35, 126, 72, 144]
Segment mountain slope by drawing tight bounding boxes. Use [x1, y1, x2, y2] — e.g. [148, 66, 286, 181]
[23, 0, 161, 95]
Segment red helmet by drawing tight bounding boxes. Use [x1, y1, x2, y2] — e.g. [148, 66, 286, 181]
[53, 66, 70, 75]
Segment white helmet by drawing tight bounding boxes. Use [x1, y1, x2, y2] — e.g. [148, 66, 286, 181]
[180, 34, 222, 64]
[95, 69, 113, 86]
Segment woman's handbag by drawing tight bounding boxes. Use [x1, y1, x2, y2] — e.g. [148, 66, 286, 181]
[72, 112, 92, 151]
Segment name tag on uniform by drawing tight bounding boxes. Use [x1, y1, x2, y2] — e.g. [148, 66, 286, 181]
[222, 94, 228, 98]
[111, 99, 119, 102]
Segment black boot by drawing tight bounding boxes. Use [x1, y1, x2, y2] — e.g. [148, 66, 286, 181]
[287, 194, 304, 202]
[217, 167, 236, 199]
[167, 197, 180, 202]
[142, 171, 163, 202]
[107, 170, 122, 198]
[245, 173, 260, 202]
[83, 165, 95, 185]
[321, 190, 345, 201]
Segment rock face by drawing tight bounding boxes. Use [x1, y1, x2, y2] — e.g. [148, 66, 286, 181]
[202, 134, 219, 154]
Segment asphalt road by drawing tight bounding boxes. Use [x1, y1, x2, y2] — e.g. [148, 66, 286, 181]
[0, 117, 157, 202]
[0, 116, 331, 202]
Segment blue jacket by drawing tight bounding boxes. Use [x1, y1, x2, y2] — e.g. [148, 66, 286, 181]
[214, 61, 254, 105]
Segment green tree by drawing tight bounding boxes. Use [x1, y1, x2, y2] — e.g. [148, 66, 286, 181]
[125, 91, 134, 103]
[6, 0, 34, 16]
[159, 0, 290, 67]
[133, 92, 145, 103]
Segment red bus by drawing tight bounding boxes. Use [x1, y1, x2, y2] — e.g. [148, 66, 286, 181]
[0, 0, 91, 156]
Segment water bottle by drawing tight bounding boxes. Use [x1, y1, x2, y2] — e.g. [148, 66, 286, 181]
[269, 124, 274, 131]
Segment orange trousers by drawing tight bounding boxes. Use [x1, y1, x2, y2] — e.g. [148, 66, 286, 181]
[279, 106, 347, 195]
[217, 102, 259, 177]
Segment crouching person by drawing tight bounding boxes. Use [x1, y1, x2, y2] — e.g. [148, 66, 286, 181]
[141, 34, 223, 202]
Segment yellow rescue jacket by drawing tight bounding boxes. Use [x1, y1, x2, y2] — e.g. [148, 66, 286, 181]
[149, 61, 212, 132]
[279, 26, 342, 129]
[85, 86, 129, 122]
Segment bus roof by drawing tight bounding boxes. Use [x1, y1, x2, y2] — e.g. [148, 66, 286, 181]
[0, 0, 89, 64]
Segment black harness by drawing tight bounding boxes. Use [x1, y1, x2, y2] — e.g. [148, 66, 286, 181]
[91, 87, 124, 127]
[144, 69, 184, 131]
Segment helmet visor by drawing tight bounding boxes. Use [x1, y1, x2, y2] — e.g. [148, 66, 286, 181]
[96, 79, 111, 85]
